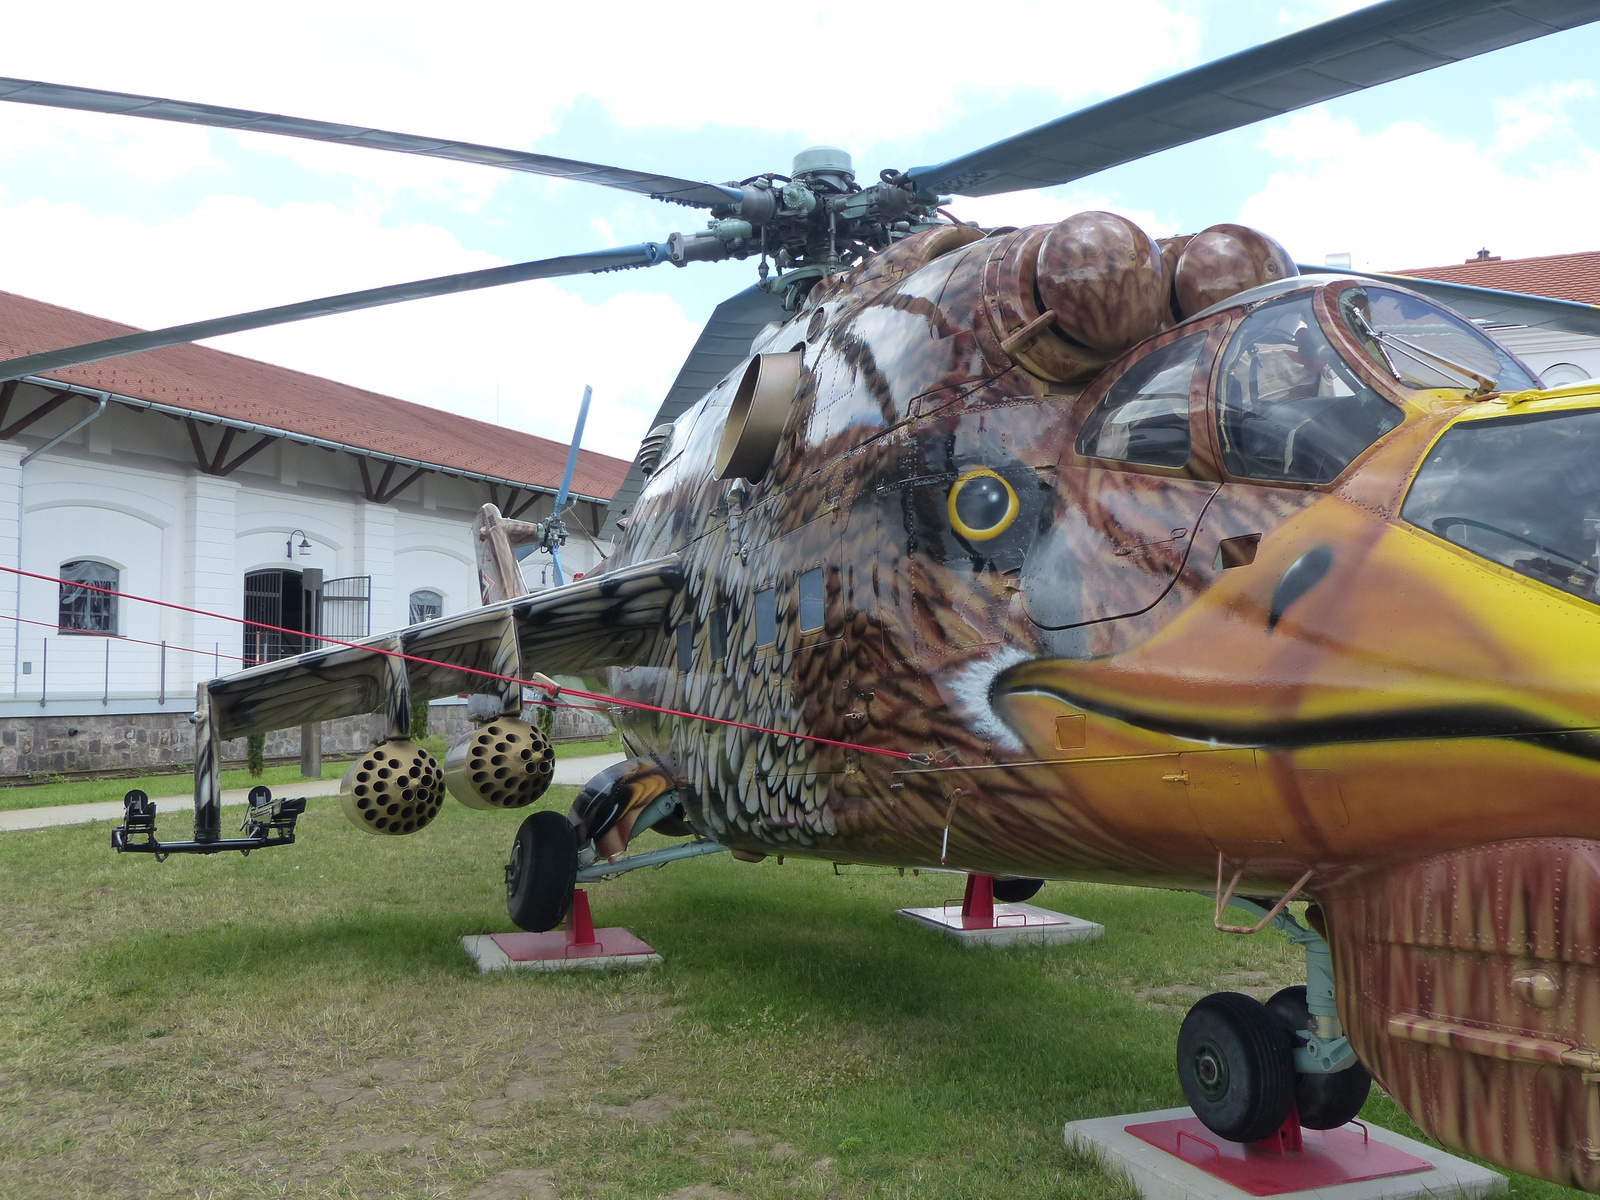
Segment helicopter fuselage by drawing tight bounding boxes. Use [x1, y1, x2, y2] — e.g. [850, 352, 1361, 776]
[605, 222, 1600, 1189]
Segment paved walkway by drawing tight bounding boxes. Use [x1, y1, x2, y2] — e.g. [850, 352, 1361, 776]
[0, 752, 625, 833]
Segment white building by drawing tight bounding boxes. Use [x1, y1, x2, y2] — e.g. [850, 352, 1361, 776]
[1393, 248, 1600, 382]
[0, 288, 625, 776]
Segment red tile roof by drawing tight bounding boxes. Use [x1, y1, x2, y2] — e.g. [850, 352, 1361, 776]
[1390, 250, 1600, 306]
[0, 289, 630, 501]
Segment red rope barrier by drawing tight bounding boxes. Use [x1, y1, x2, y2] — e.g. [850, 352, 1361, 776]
[0, 610, 245, 664]
[0, 565, 916, 761]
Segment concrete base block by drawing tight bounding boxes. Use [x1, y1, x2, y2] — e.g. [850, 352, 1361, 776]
[1065, 1106, 1506, 1199]
[895, 901, 1105, 947]
[460, 934, 662, 975]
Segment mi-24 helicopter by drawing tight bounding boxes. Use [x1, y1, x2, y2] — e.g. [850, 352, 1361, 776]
[7, 0, 1600, 1188]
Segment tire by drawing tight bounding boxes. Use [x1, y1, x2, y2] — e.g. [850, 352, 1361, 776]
[1177, 991, 1297, 1143]
[1264, 985, 1373, 1129]
[992, 876, 1045, 904]
[505, 810, 579, 932]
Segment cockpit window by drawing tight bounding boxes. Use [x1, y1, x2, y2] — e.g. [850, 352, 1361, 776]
[1077, 332, 1208, 467]
[1402, 407, 1600, 605]
[1339, 286, 1537, 395]
[1217, 295, 1403, 484]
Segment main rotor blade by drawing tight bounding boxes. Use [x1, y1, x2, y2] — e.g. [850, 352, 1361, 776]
[1302, 265, 1600, 338]
[0, 77, 743, 210]
[601, 283, 789, 540]
[909, 0, 1600, 197]
[0, 244, 669, 384]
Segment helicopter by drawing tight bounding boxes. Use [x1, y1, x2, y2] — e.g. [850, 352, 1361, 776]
[6, 0, 1600, 1190]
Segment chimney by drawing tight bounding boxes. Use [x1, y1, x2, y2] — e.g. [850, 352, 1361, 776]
[1467, 248, 1502, 263]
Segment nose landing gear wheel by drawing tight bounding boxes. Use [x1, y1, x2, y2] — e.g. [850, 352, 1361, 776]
[1264, 985, 1372, 1129]
[1177, 991, 1296, 1143]
[505, 810, 579, 932]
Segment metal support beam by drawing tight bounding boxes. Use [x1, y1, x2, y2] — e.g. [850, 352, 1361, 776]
[358, 457, 427, 504]
[0, 388, 74, 439]
[575, 838, 728, 883]
[184, 417, 277, 476]
[191, 683, 223, 843]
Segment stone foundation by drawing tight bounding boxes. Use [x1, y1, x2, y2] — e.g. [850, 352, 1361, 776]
[0, 701, 610, 780]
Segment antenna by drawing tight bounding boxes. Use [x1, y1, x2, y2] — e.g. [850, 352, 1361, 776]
[548, 384, 592, 587]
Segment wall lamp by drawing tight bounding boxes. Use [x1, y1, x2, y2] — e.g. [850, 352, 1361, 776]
[287, 529, 312, 559]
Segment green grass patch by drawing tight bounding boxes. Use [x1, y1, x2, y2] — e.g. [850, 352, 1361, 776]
[0, 762, 348, 812]
[0, 790, 1580, 1198]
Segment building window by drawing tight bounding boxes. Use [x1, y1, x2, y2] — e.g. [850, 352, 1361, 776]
[798, 568, 825, 632]
[409, 589, 443, 625]
[58, 560, 118, 634]
[754, 588, 777, 646]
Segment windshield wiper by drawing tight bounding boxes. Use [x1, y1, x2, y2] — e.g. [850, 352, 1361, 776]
[1348, 308, 1497, 397]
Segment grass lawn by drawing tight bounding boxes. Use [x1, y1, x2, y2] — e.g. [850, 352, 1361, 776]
[0, 762, 349, 813]
[0, 790, 1581, 1199]
[0, 733, 627, 813]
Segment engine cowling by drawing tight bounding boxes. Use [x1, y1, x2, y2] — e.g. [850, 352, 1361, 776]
[443, 717, 555, 811]
[340, 739, 446, 835]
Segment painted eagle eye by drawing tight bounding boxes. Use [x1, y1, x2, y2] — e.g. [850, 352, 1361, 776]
[947, 468, 1020, 542]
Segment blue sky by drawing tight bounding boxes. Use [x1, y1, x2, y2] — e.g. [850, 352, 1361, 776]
[1, 0, 1598, 458]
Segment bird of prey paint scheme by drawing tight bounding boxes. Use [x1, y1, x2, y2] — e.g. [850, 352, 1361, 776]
[8, 1, 1600, 1188]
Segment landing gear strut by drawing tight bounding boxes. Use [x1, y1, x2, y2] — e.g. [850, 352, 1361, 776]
[1180, 877, 1372, 1144]
[1265, 985, 1371, 1128]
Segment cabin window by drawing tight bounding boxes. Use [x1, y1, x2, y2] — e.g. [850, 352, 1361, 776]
[59, 560, 118, 634]
[676, 622, 693, 672]
[709, 606, 728, 662]
[408, 589, 443, 625]
[1217, 295, 1403, 484]
[1076, 332, 1207, 467]
[754, 587, 777, 646]
[798, 568, 825, 632]
[1402, 406, 1600, 606]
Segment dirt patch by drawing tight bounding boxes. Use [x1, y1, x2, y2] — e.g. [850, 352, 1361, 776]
[463, 1167, 557, 1200]
[601, 1092, 684, 1127]
[1132, 970, 1288, 1006]
[665, 1188, 749, 1200]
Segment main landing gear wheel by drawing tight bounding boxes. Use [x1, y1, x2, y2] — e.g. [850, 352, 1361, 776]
[1265, 985, 1372, 1129]
[1177, 991, 1296, 1143]
[992, 876, 1045, 903]
[505, 810, 578, 932]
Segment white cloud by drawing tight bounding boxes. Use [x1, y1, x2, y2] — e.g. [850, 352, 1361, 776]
[1237, 85, 1600, 270]
[0, 105, 223, 184]
[0, 192, 697, 459]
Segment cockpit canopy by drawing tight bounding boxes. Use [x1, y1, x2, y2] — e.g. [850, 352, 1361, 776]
[1077, 277, 1541, 488]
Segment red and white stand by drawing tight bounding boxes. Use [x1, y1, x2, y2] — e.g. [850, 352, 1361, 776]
[461, 890, 663, 974]
[1066, 1105, 1504, 1199]
[896, 873, 1104, 948]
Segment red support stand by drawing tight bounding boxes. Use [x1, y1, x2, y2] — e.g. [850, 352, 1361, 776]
[566, 889, 597, 947]
[961, 873, 996, 927]
[1252, 1104, 1304, 1156]
[474, 887, 660, 972]
[1126, 1104, 1434, 1195]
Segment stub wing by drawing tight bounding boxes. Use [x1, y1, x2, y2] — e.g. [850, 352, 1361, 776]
[206, 555, 681, 740]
